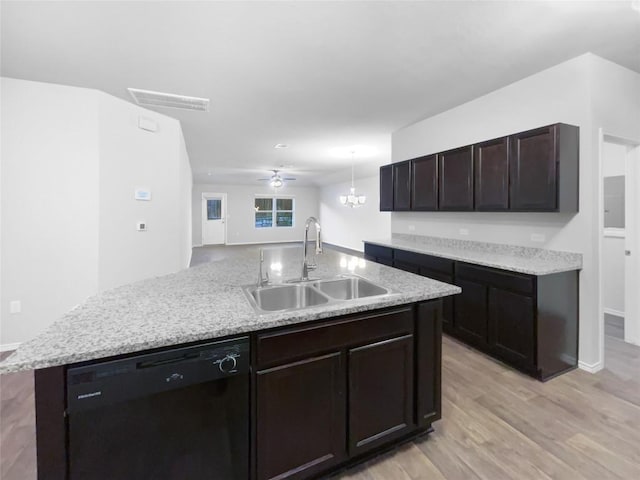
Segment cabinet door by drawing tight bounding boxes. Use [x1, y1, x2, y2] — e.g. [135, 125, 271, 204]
[393, 260, 419, 274]
[416, 301, 442, 427]
[510, 125, 558, 211]
[474, 137, 509, 211]
[379, 165, 394, 211]
[256, 353, 346, 480]
[438, 146, 474, 211]
[453, 278, 488, 348]
[348, 335, 414, 456]
[393, 161, 411, 210]
[488, 288, 535, 369]
[411, 154, 438, 210]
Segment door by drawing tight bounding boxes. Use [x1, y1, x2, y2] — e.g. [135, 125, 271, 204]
[379, 165, 393, 211]
[202, 193, 226, 245]
[438, 145, 474, 211]
[393, 161, 411, 211]
[488, 287, 535, 369]
[453, 278, 488, 348]
[474, 136, 509, 211]
[411, 154, 438, 210]
[348, 335, 414, 456]
[255, 353, 346, 480]
[510, 125, 557, 211]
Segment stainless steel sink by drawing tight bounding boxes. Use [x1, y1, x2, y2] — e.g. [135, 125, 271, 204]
[312, 277, 389, 300]
[243, 275, 393, 314]
[245, 284, 329, 312]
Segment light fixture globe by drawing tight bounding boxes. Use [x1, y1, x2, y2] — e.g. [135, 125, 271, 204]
[270, 176, 283, 188]
[339, 151, 366, 208]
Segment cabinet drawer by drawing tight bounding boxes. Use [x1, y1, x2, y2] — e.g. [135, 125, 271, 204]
[364, 243, 393, 261]
[456, 263, 534, 296]
[394, 249, 454, 275]
[256, 307, 414, 369]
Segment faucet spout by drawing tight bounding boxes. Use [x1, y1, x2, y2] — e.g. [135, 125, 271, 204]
[302, 216, 322, 281]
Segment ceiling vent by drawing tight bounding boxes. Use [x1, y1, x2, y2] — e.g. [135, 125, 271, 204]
[127, 88, 210, 112]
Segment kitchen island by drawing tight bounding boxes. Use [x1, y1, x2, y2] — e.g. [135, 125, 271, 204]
[0, 246, 460, 480]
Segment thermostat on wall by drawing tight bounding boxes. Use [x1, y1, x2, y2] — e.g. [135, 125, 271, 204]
[137, 222, 147, 231]
[135, 188, 152, 201]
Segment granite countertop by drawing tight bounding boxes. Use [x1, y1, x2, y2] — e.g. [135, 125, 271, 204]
[365, 234, 582, 275]
[0, 246, 460, 374]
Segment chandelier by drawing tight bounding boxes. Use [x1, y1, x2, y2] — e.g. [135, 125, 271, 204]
[339, 151, 366, 208]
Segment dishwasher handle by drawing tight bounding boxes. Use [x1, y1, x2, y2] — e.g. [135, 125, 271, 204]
[137, 352, 200, 369]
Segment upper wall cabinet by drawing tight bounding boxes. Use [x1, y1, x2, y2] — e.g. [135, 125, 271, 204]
[474, 136, 509, 211]
[510, 124, 578, 212]
[379, 123, 579, 213]
[438, 145, 474, 211]
[393, 160, 412, 211]
[379, 165, 393, 211]
[411, 154, 438, 211]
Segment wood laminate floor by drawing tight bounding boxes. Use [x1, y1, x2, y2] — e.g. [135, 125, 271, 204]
[1, 334, 639, 480]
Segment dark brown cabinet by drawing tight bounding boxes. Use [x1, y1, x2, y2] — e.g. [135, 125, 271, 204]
[379, 123, 578, 213]
[393, 161, 411, 211]
[363, 242, 578, 381]
[488, 288, 535, 369]
[379, 165, 393, 212]
[255, 353, 346, 480]
[474, 137, 509, 211]
[453, 278, 488, 348]
[363, 243, 393, 266]
[438, 146, 474, 211]
[510, 123, 579, 212]
[411, 154, 438, 210]
[253, 304, 441, 479]
[348, 335, 414, 456]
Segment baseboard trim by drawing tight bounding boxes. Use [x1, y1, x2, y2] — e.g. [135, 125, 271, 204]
[604, 308, 625, 318]
[192, 243, 203, 248]
[578, 360, 604, 373]
[0, 342, 21, 353]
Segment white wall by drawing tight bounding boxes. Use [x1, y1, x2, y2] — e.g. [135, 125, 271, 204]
[0, 78, 192, 347]
[319, 174, 391, 252]
[97, 93, 192, 291]
[1, 78, 100, 348]
[192, 183, 319, 245]
[391, 54, 640, 369]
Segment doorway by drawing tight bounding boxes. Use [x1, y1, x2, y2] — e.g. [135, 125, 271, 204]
[599, 131, 640, 375]
[202, 193, 227, 245]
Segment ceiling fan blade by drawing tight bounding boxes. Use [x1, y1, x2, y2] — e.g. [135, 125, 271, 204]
[283, 177, 296, 180]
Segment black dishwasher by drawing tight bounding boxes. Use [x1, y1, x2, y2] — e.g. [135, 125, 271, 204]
[66, 337, 250, 480]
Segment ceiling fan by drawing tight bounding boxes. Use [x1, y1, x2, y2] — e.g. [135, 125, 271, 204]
[258, 169, 296, 188]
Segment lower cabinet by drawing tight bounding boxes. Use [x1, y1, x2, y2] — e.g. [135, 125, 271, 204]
[255, 353, 346, 480]
[453, 278, 488, 349]
[363, 242, 578, 381]
[348, 335, 414, 456]
[253, 303, 442, 480]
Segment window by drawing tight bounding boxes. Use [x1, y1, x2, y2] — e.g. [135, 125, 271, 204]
[207, 199, 222, 220]
[255, 196, 294, 228]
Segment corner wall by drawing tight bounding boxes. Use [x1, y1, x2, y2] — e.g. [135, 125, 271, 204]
[1, 78, 193, 347]
[192, 183, 319, 246]
[391, 54, 635, 369]
[1, 78, 100, 348]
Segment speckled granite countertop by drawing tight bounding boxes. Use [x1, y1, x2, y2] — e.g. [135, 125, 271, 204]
[0, 246, 460, 374]
[365, 234, 582, 275]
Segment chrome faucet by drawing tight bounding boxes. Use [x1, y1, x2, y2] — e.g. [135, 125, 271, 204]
[257, 249, 269, 287]
[301, 216, 323, 281]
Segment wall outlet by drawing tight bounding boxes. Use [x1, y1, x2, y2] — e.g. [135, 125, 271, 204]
[9, 300, 21, 314]
[408, 225, 416, 231]
[459, 228, 469, 236]
[137, 222, 147, 231]
[531, 233, 546, 243]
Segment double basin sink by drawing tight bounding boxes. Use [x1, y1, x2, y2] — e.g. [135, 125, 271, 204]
[244, 275, 392, 314]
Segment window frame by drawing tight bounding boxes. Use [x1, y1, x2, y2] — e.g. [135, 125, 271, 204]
[254, 195, 295, 229]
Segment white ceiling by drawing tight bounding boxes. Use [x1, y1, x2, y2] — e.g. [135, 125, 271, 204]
[2, 1, 639, 186]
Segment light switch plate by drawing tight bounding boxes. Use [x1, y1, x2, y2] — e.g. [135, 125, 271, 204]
[9, 300, 21, 314]
[531, 233, 546, 243]
[459, 228, 469, 236]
